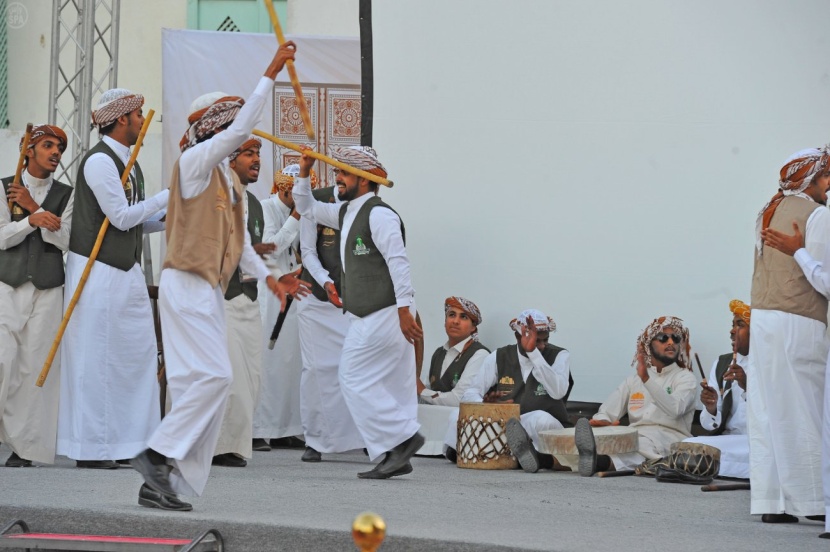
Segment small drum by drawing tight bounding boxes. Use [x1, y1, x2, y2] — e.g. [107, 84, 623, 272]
[456, 403, 520, 469]
[538, 426, 639, 472]
[666, 442, 720, 478]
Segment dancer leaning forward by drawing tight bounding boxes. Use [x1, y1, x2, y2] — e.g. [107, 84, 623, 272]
[130, 42, 310, 511]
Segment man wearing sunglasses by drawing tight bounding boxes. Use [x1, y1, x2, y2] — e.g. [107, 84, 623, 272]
[575, 316, 697, 476]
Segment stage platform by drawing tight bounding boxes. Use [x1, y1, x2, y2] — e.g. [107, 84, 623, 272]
[0, 443, 825, 551]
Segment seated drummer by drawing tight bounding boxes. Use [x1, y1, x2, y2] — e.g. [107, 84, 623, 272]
[682, 300, 750, 479]
[460, 309, 573, 473]
[575, 315, 697, 476]
[417, 296, 490, 406]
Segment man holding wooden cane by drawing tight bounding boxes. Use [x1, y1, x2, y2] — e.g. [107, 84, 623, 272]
[131, 42, 310, 511]
[0, 125, 71, 468]
[58, 90, 168, 471]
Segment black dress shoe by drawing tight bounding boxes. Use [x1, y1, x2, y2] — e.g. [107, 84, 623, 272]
[5, 452, 33, 467]
[76, 460, 119, 469]
[807, 515, 826, 522]
[130, 449, 176, 498]
[301, 447, 322, 462]
[377, 432, 424, 477]
[138, 484, 192, 512]
[270, 436, 306, 449]
[762, 513, 799, 524]
[211, 453, 247, 467]
[574, 418, 598, 477]
[819, 532, 830, 539]
[445, 447, 458, 464]
[505, 418, 539, 473]
[252, 438, 271, 451]
[357, 453, 413, 479]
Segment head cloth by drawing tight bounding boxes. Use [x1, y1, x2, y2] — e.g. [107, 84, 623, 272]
[634, 315, 691, 370]
[330, 145, 388, 180]
[229, 136, 261, 162]
[444, 296, 483, 327]
[21, 124, 67, 152]
[729, 299, 751, 325]
[509, 309, 556, 334]
[179, 92, 244, 152]
[92, 89, 144, 129]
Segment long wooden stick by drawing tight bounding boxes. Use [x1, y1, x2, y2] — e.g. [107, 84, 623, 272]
[596, 469, 636, 478]
[37, 109, 155, 387]
[700, 482, 750, 492]
[253, 129, 394, 188]
[262, 0, 314, 140]
[694, 352, 707, 385]
[8, 123, 33, 212]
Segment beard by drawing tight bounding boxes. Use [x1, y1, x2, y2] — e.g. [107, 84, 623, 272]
[338, 186, 357, 202]
[652, 349, 679, 366]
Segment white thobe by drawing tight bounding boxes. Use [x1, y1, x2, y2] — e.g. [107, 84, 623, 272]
[253, 196, 303, 439]
[593, 364, 697, 470]
[747, 206, 830, 517]
[150, 77, 275, 497]
[296, 211, 363, 453]
[58, 135, 167, 461]
[294, 178, 420, 461]
[0, 171, 72, 463]
[683, 355, 749, 479]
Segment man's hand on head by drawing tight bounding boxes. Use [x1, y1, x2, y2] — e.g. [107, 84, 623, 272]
[519, 316, 538, 353]
[761, 222, 804, 257]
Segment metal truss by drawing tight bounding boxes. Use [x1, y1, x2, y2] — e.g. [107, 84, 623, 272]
[48, 0, 120, 185]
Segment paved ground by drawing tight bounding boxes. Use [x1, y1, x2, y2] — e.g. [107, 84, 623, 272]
[0, 443, 826, 551]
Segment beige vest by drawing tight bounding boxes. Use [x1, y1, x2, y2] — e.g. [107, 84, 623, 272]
[751, 195, 828, 325]
[163, 159, 245, 292]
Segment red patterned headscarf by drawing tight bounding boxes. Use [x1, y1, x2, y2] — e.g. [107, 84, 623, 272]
[92, 89, 144, 129]
[20, 124, 67, 152]
[444, 296, 482, 327]
[509, 309, 556, 333]
[635, 316, 691, 370]
[180, 92, 245, 152]
[330, 145, 388, 180]
[229, 136, 261, 162]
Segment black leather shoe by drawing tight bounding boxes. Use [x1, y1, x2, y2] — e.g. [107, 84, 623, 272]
[505, 418, 539, 473]
[807, 515, 826, 522]
[445, 447, 458, 464]
[252, 438, 271, 451]
[819, 532, 830, 539]
[357, 453, 414, 479]
[301, 447, 322, 462]
[377, 432, 424, 477]
[270, 436, 306, 449]
[130, 449, 176, 498]
[5, 452, 33, 467]
[76, 460, 119, 469]
[574, 418, 598, 477]
[212, 453, 247, 467]
[762, 513, 799, 524]
[138, 484, 192, 512]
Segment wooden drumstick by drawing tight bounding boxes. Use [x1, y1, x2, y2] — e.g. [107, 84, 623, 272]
[701, 482, 750, 492]
[253, 129, 394, 188]
[596, 469, 635, 478]
[262, 0, 315, 140]
[723, 340, 737, 397]
[694, 353, 707, 385]
[9, 123, 33, 212]
[37, 110, 155, 387]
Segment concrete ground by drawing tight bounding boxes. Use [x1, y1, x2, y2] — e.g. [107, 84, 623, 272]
[0, 442, 826, 551]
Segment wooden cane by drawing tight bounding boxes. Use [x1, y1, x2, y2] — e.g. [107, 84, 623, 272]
[36, 109, 156, 387]
[8, 123, 33, 213]
[694, 353, 707, 386]
[700, 482, 750, 492]
[262, 0, 314, 140]
[596, 469, 636, 478]
[253, 129, 394, 188]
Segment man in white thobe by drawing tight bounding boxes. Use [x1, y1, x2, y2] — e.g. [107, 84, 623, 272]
[58, 91, 167, 469]
[294, 145, 424, 480]
[683, 300, 751, 479]
[748, 146, 830, 524]
[253, 165, 303, 447]
[296, 177, 363, 462]
[131, 43, 308, 511]
[0, 125, 71, 467]
[576, 316, 697, 475]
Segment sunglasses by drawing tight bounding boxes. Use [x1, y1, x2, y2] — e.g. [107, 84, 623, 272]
[655, 333, 683, 344]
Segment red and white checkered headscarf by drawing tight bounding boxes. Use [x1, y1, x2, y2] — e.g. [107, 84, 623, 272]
[180, 92, 245, 152]
[92, 89, 144, 129]
[634, 315, 691, 370]
[20, 124, 67, 152]
[445, 296, 482, 327]
[509, 309, 556, 334]
[330, 145, 388, 179]
[229, 136, 261, 162]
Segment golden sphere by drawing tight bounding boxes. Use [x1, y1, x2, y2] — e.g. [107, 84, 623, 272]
[352, 512, 386, 552]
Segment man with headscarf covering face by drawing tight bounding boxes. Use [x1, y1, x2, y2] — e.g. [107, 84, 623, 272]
[252, 164, 305, 452]
[574, 316, 697, 476]
[0, 125, 71, 468]
[293, 146, 424, 479]
[683, 300, 751, 479]
[293, 168, 363, 463]
[129, 42, 310, 511]
[58, 89, 169, 475]
[455, 309, 572, 473]
[211, 137, 271, 468]
[740, 146, 830, 524]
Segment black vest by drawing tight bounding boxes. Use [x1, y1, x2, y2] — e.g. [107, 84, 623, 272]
[710, 353, 735, 436]
[338, 196, 405, 317]
[69, 140, 145, 271]
[0, 176, 72, 289]
[428, 341, 490, 392]
[300, 186, 342, 302]
[491, 344, 574, 427]
[225, 191, 264, 302]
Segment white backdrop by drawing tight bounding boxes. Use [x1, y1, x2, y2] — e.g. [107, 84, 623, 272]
[372, 0, 830, 401]
[161, 29, 360, 199]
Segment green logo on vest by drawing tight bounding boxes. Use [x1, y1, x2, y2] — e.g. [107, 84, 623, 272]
[353, 236, 370, 256]
[666, 386, 673, 395]
[254, 220, 261, 237]
[534, 383, 547, 396]
[452, 372, 460, 386]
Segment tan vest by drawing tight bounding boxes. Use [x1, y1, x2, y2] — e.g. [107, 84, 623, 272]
[163, 159, 245, 292]
[751, 195, 828, 325]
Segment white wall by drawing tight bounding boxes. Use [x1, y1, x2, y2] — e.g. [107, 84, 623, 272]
[372, 0, 830, 401]
[288, 0, 359, 37]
